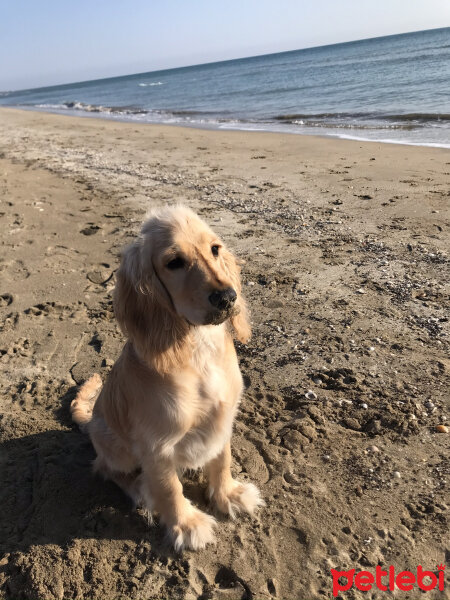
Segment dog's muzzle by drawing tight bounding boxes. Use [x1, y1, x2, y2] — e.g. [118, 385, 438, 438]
[206, 288, 239, 325]
[208, 288, 237, 311]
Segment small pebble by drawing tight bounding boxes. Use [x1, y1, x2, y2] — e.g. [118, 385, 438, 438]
[361, 403, 368, 409]
[367, 445, 380, 453]
[305, 390, 317, 400]
[356, 288, 366, 294]
[368, 346, 375, 352]
[393, 471, 401, 479]
[87, 268, 112, 285]
[436, 425, 448, 433]
[424, 401, 434, 410]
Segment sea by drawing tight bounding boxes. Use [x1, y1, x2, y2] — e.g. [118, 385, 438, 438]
[1, 27, 450, 147]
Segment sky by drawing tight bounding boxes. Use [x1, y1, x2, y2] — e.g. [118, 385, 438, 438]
[1, 0, 450, 91]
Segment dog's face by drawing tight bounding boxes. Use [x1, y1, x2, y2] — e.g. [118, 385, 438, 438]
[115, 206, 251, 355]
[149, 212, 239, 326]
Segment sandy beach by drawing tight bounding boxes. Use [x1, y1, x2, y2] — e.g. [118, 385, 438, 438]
[0, 107, 449, 599]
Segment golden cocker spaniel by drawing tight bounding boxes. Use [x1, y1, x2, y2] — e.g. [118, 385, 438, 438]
[71, 206, 263, 550]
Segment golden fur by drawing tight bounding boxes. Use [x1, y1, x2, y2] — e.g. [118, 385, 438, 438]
[71, 206, 263, 550]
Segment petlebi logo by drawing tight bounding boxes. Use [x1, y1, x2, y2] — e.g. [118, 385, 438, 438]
[331, 564, 446, 596]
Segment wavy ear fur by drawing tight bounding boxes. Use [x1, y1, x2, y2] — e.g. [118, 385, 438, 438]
[114, 239, 190, 372]
[221, 247, 251, 344]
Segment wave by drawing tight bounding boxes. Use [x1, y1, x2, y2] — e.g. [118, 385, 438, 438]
[334, 133, 450, 149]
[37, 101, 150, 115]
[170, 109, 236, 117]
[11, 101, 450, 149]
[138, 81, 164, 87]
[273, 111, 450, 126]
[16, 101, 450, 130]
[289, 122, 418, 131]
[62, 101, 148, 114]
[35, 101, 221, 118]
[30, 101, 228, 124]
[384, 112, 450, 122]
[44, 102, 232, 119]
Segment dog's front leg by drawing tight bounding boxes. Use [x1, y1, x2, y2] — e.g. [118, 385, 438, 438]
[142, 456, 216, 551]
[206, 441, 264, 518]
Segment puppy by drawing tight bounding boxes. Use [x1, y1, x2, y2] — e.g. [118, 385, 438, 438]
[71, 206, 263, 550]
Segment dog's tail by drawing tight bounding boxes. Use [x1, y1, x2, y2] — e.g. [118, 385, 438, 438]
[70, 373, 102, 431]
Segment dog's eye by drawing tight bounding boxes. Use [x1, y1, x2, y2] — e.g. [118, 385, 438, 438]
[211, 245, 220, 257]
[166, 257, 185, 270]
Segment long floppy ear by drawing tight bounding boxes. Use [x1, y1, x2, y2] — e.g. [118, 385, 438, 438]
[221, 246, 251, 344]
[114, 239, 150, 343]
[114, 238, 189, 371]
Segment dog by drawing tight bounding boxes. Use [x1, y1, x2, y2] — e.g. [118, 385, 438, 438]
[71, 206, 263, 550]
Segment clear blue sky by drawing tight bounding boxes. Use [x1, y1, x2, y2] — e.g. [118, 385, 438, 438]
[1, 0, 449, 91]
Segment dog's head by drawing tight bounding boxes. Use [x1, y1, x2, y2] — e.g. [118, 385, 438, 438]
[114, 206, 251, 364]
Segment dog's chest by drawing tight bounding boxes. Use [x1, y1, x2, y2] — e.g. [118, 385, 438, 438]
[174, 327, 241, 468]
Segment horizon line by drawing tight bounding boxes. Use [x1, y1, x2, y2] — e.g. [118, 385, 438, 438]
[2, 25, 448, 94]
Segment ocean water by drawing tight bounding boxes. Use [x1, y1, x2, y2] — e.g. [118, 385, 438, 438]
[2, 27, 450, 147]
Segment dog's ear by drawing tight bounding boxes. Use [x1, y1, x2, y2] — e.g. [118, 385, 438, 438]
[114, 239, 149, 342]
[221, 247, 251, 344]
[114, 238, 188, 370]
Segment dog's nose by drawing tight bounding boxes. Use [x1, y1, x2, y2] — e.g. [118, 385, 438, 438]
[209, 288, 237, 310]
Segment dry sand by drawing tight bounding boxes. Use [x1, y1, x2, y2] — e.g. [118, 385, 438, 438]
[0, 107, 449, 599]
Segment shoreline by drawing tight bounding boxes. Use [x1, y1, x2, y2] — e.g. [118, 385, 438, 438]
[0, 106, 448, 600]
[4, 105, 450, 149]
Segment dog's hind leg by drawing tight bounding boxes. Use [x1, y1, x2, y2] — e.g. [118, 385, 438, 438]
[94, 455, 144, 507]
[88, 415, 142, 505]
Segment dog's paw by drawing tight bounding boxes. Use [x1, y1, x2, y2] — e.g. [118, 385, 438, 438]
[209, 480, 264, 518]
[167, 505, 216, 552]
